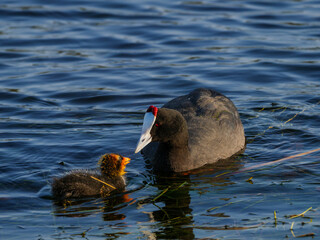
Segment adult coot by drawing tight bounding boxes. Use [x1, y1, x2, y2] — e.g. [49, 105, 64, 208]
[135, 88, 245, 173]
[52, 153, 130, 200]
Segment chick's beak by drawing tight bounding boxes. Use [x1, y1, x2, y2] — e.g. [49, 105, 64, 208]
[122, 157, 131, 165]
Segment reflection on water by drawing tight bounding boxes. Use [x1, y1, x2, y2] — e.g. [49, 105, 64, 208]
[151, 179, 194, 239]
[147, 159, 242, 240]
[53, 193, 131, 220]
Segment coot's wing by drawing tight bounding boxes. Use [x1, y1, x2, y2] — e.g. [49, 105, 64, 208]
[164, 88, 245, 169]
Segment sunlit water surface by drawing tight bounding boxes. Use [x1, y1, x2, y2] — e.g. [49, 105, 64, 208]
[0, 0, 319, 239]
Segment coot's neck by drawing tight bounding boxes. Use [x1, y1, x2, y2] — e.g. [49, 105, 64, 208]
[153, 108, 190, 173]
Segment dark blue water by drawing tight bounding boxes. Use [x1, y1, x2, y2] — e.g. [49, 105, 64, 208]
[1, 0, 320, 239]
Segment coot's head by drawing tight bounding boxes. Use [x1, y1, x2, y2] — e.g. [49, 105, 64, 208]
[135, 105, 187, 153]
[99, 153, 130, 177]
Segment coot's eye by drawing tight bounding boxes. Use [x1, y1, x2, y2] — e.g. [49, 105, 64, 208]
[155, 123, 161, 127]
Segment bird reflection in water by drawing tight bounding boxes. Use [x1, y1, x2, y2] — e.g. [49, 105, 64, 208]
[139, 155, 243, 240]
[53, 193, 132, 220]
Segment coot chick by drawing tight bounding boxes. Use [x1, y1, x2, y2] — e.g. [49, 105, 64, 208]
[135, 88, 245, 173]
[52, 153, 130, 200]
